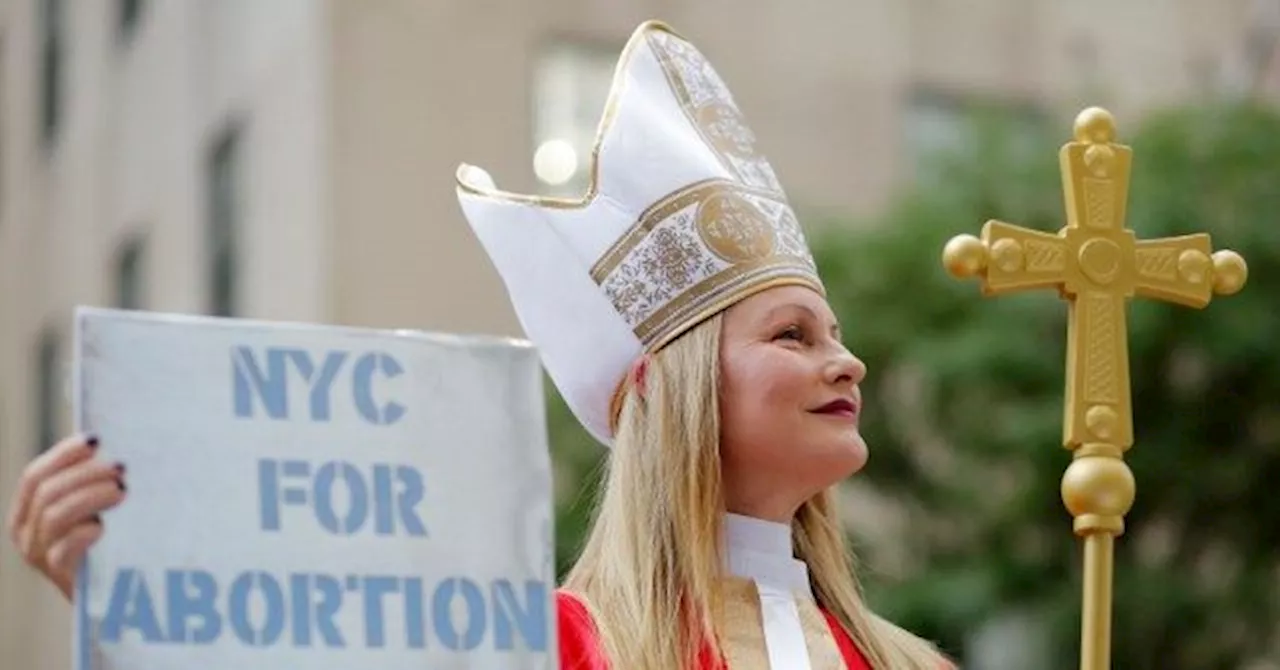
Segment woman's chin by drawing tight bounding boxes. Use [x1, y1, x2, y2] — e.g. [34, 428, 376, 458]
[836, 434, 869, 476]
[803, 432, 869, 482]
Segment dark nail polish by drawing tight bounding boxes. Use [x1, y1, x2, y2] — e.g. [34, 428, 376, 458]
[85, 434, 99, 448]
[113, 462, 126, 475]
[117, 479, 127, 493]
[91, 514, 102, 525]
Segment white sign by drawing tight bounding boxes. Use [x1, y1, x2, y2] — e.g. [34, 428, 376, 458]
[71, 307, 556, 669]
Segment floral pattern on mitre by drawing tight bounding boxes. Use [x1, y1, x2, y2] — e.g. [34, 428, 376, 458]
[646, 30, 785, 196]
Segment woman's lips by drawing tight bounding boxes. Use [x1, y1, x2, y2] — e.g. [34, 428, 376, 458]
[812, 398, 858, 420]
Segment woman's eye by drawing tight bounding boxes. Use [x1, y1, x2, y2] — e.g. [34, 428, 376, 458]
[775, 326, 805, 342]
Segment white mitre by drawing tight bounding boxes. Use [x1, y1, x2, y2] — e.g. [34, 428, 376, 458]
[455, 20, 824, 446]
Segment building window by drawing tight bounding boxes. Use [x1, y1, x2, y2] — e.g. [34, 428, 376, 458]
[531, 42, 616, 197]
[207, 125, 241, 317]
[118, 0, 143, 42]
[35, 328, 60, 455]
[114, 234, 146, 309]
[39, 0, 63, 146]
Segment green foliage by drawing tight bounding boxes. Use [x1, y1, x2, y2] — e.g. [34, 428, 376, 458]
[544, 100, 1280, 667]
[545, 376, 606, 579]
[813, 101, 1280, 668]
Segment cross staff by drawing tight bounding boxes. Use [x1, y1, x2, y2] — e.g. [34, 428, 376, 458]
[940, 107, 1248, 670]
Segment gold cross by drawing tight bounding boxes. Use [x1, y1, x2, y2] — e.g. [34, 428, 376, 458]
[941, 107, 1247, 670]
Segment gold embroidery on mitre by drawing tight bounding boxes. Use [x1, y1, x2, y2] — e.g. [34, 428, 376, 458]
[589, 179, 822, 351]
[697, 191, 777, 263]
[646, 30, 783, 195]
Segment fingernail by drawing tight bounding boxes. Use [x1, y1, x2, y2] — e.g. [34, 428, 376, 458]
[92, 514, 102, 524]
[117, 480, 127, 493]
[113, 462, 126, 475]
[85, 434, 99, 448]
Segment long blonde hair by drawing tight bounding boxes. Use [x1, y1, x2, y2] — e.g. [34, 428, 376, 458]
[562, 313, 951, 669]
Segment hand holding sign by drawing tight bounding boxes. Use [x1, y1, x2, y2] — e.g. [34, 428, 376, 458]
[7, 434, 127, 600]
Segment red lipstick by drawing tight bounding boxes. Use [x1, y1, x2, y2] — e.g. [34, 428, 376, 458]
[813, 398, 858, 419]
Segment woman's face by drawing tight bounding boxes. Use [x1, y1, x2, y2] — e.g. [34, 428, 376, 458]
[717, 285, 868, 520]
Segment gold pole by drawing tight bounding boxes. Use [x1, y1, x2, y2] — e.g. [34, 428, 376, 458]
[1082, 534, 1113, 669]
[941, 107, 1248, 670]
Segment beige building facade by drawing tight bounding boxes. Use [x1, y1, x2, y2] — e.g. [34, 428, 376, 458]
[1, 0, 1276, 666]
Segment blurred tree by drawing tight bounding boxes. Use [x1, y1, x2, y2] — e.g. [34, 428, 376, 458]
[545, 100, 1280, 668]
[545, 375, 606, 577]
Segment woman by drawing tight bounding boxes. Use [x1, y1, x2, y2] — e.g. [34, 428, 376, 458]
[9, 20, 951, 669]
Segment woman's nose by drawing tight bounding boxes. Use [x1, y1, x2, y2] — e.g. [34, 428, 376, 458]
[826, 346, 866, 386]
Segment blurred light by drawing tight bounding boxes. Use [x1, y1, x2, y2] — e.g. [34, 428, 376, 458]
[533, 139, 578, 185]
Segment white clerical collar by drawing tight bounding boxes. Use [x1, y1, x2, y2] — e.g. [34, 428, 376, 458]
[723, 512, 812, 595]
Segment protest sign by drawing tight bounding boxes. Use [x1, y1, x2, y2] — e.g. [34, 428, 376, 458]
[71, 307, 556, 669]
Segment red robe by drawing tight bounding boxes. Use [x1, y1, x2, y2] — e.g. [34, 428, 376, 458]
[556, 589, 872, 669]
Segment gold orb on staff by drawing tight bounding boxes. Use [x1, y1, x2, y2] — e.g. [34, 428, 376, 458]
[941, 106, 1248, 670]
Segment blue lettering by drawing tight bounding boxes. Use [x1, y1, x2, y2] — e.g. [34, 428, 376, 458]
[353, 352, 406, 425]
[314, 462, 368, 535]
[228, 572, 285, 647]
[295, 350, 346, 421]
[258, 459, 312, 532]
[232, 347, 289, 419]
[258, 459, 426, 537]
[288, 573, 346, 648]
[359, 576, 399, 647]
[373, 465, 395, 535]
[232, 347, 404, 424]
[311, 574, 346, 647]
[288, 574, 314, 648]
[383, 464, 427, 537]
[259, 459, 282, 531]
[93, 568, 549, 653]
[433, 578, 486, 651]
[492, 580, 549, 651]
[166, 569, 221, 644]
[404, 577, 426, 649]
[101, 568, 165, 643]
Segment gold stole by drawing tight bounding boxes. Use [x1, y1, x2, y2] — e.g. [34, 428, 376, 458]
[714, 577, 846, 669]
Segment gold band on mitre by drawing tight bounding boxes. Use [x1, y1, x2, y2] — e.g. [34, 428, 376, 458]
[592, 177, 824, 354]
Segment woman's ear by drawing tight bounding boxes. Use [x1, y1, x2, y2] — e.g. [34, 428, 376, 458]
[609, 354, 652, 432]
[630, 354, 651, 398]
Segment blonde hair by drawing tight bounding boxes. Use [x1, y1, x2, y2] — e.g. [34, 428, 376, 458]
[562, 313, 951, 669]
